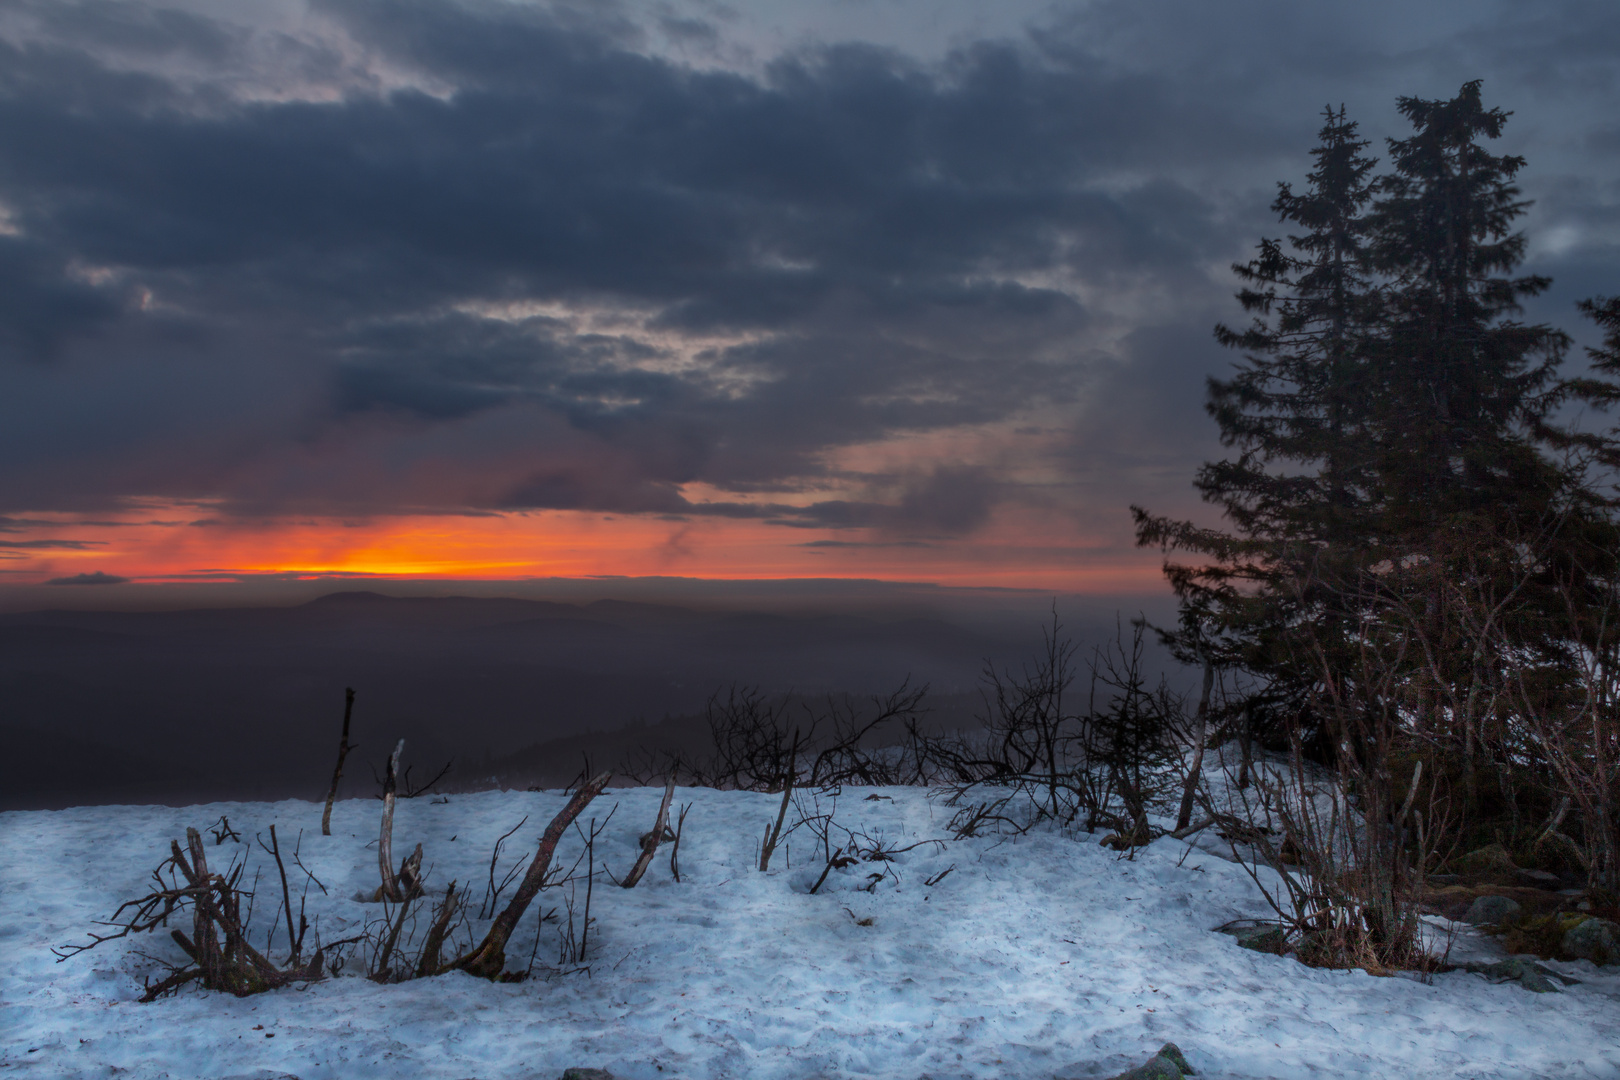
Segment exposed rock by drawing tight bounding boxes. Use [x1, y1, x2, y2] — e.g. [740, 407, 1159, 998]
[1215, 921, 1288, 954]
[1451, 843, 1519, 884]
[1514, 867, 1562, 887]
[1563, 917, 1620, 966]
[1108, 1042, 1196, 1079]
[1423, 882, 1564, 924]
[1461, 958, 1579, 993]
[1463, 894, 1521, 926]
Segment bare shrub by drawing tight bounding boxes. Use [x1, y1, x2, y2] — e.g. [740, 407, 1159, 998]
[784, 787, 944, 894]
[911, 614, 1188, 843]
[630, 680, 930, 791]
[1500, 562, 1620, 893]
[1195, 558, 1464, 973]
[53, 827, 345, 1001]
[1204, 741, 1451, 974]
[60, 764, 619, 1000]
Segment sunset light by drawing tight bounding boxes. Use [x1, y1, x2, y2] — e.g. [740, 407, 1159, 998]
[1, 500, 1162, 593]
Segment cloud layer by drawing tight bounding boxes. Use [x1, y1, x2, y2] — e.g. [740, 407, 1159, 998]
[1, 0, 1616, 572]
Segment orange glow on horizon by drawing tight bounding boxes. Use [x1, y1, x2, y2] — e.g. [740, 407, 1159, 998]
[1, 501, 1168, 593]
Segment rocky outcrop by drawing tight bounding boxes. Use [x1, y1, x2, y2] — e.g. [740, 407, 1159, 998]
[1108, 1042, 1196, 1079]
[1215, 920, 1286, 954]
[1562, 917, 1620, 965]
[1450, 844, 1520, 885]
[1463, 894, 1522, 926]
[1461, 958, 1580, 994]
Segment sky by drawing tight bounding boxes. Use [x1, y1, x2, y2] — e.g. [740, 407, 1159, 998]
[1, 0, 1617, 603]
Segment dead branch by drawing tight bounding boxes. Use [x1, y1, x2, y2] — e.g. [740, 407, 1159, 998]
[1535, 795, 1572, 852]
[321, 687, 357, 836]
[398, 758, 454, 799]
[256, 825, 306, 965]
[623, 771, 677, 888]
[416, 881, 465, 978]
[451, 771, 613, 979]
[479, 816, 530, 918]
[371, 890, 416, 983]
[397, 843, 424, 901]
[760, 732, 800, 871]
[290, 834, 327, 896]
[378, 739, 405, 902]
[1170, 816, 1215, 841]
[1175, 658, 1214, 831]
[670, 802, 691, 883]
[580, 816, 602, 960]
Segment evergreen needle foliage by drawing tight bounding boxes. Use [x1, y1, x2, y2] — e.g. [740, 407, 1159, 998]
[1136, 81, 1620, 902]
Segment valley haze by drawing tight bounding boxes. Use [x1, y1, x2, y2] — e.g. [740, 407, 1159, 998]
[0, 578, 1175, 810]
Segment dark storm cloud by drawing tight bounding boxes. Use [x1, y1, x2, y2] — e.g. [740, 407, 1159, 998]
[767, 466, 999, 535]
[0, 235, 126, 360]
[797, 539, 933, 549]
[45, 570, 128, 584]
[0, 538, 106, 549]
[0, 0, 1614, 537]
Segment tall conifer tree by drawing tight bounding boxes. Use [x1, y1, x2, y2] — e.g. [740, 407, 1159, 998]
[1364, 80, 1569, 535]
[1136, 83, 1599, 747]
[1133, 107, 1381, 693]
[1202, 105, 1381, 550]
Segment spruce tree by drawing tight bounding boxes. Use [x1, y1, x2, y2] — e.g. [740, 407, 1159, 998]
[1202, 105, 1381, 551]
[1133, 106, 1383, 718]
[1363, 80, 1569, 535]
[1136, 83, 1597, 753]
[1556, 295, 1620, 472]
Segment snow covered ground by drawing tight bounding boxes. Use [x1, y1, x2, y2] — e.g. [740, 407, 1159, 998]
[3, 785, 1617, 1080]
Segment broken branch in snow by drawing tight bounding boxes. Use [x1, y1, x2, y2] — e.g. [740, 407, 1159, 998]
[759, 732, 800, 871]
[377, 739, 405, 902]
[452, 770, 613, 979]
[416, 881, 465, 978]
[623, 771, 677, 888]
[670, 801, 692, 883]
[321, 687, 357, 837]
[208, 816, 241, 845]
[1170, 816, 1215, 841]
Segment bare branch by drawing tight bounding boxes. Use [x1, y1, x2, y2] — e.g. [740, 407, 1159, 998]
[622, 771, 677, 888]
[321, 688, 357, 836]
[378, 740, 405, 902]
[454, 771, 613, 979]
